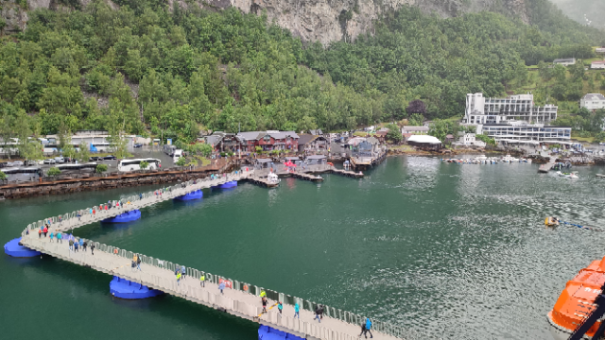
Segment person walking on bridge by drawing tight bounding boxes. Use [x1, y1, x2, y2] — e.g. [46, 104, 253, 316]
[82, 240, 87, 252]
[218, 281, 225, 295]
[277, 301, 283, 314]
[294, 302, 300, 319]
[176, 272, 182, 286]
[90, 243, 95, 255]
[360, 323, 367, 338]
[200, 274, 206, 287]
[69, 238, 74, 251]
[261, 297, 268, 314]
[314, 305, 324, 323]
[79, 238, 83, 250]
[136, 254, 142, 271]
[57, 232, 62, 244]
[49, 231, 54, 242]
[132, 254, 137, 272]
[364, 317, 373, 338]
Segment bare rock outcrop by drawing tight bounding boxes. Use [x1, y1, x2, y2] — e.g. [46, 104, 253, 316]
[1, 0, 532, 44]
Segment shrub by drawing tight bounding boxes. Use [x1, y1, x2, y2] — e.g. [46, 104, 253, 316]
[140, 161, 149, 169]
[47, 167, 61, 177]
[0, 171, 6, 181]
[96, 164, 108, 173]
[475, 134, 496, 146]
[176, 157, 186, 166]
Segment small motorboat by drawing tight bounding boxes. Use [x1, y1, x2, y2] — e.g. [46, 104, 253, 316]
[557, 171, 579, 179]
[544, 217, 559, 227]
[501, 154, 519, 163]
[268, 172, 280, 184]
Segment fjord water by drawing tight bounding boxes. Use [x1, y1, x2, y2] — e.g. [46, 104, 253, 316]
[2, 156, 605, 340]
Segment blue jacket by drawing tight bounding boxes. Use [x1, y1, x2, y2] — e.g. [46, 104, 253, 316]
[294, 303, 300, 312]
[366, 318, 372, 330]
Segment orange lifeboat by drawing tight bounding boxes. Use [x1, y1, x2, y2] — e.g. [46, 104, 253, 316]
[548, 256, 605, 340]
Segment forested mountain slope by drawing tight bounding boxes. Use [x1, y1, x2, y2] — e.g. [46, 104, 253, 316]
[0, 0, 603, 144]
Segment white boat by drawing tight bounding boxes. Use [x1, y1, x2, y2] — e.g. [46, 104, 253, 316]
[556, 171, 579, 179]
[268, 172, 280, 184]
[501, 154, 519, 163]
[474, 155, 487, 164]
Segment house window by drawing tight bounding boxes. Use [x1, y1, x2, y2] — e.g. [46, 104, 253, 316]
[263, 136, 271, 142]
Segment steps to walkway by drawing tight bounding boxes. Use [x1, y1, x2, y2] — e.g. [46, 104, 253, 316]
[15, 170, 410, 340]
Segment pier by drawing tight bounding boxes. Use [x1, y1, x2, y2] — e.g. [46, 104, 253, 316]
[15, 172, 409, 340]
[290, 172, 324, 182]
[350, 151, 387, 171]
[538, 156, 557, 173]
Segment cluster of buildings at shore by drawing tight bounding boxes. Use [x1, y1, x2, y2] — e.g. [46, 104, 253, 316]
[459, 90, 605, 148]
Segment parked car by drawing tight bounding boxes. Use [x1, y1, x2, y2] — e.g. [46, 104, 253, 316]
[54, 157, 65, 163]
[89, 156, 101, 162]
[103, 155, 117, 160]
[43, 159, 56, 165]
[134, 143, 143, 148]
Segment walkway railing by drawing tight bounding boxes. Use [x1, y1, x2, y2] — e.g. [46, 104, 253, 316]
[19, 170, 412, 339]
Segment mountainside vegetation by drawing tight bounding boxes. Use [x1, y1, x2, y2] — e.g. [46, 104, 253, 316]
[0, 0, 603, 145]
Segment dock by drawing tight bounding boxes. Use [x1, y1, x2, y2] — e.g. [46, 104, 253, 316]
[291, 172, 323, 182]
[350, 151, 387, 171]
[245, 176, 280, 188]
[330, 168, 363, 178]
[17, 173, 408, 340]
[538, 156, 557, 173]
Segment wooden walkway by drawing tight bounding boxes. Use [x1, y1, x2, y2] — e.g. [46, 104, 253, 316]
[17, 171, 409, 340]
[330, 168, 363, 178]
[538, 156, 557, 173]
[291, 172, 323, 182]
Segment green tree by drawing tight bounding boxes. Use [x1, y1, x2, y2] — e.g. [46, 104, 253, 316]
[386, 124, 402, 143]
[140, 160, 149, 169]
[96, 164, 108, 173]
[76, 142, 90, 163]
[200, 143, 212, 157]
[475, 134, 496, 146]
[19, 138, 44, 163]
[58, 125, 76, 160]
[176, 157, 186, 166]
[107, 104, 130, 159]
[408, 114, 424, 127]
[0, 171, 7, 181]
[47, 167, 61, 177]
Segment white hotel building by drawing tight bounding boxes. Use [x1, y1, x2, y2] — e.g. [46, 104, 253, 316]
[463, 93, 571, 146]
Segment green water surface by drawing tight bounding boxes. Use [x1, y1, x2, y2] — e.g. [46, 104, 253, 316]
[2, 156, 605, 340]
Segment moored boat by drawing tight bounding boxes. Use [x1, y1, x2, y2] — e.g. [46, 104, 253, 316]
[501, 154, 519, 163]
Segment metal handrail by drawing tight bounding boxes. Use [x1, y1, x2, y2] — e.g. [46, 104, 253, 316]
[18, 169, 410, 339]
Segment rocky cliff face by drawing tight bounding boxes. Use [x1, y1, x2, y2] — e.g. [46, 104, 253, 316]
[206, 0, 530, 44]
[1, 0, 531, 44]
